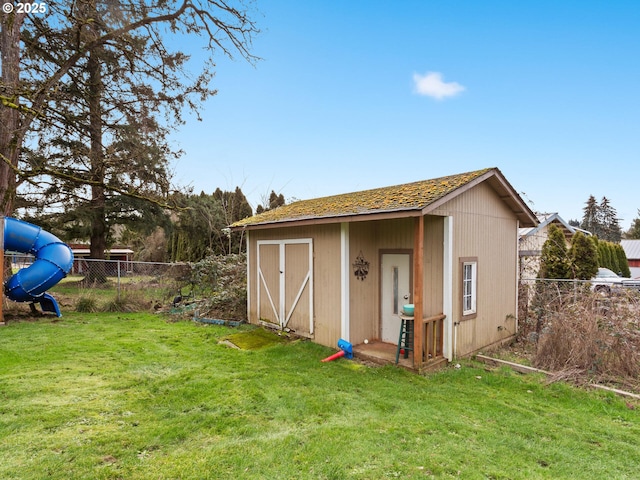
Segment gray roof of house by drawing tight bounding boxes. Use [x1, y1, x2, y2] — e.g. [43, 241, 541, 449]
[621, 239, 640, 260]
[518, 213, 590, 240]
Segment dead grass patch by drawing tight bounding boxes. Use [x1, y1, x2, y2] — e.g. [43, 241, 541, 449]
[508, 282, 640, 393]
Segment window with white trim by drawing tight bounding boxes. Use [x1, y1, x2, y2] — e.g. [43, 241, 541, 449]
[462, 259, 477, 316]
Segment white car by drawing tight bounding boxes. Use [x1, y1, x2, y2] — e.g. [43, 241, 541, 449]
[591, 268, 640, 294]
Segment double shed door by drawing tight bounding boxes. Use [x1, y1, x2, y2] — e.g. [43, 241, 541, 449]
[257, 239, 313, 337]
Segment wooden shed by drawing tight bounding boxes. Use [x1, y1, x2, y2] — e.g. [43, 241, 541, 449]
[231, 168, 537, 370]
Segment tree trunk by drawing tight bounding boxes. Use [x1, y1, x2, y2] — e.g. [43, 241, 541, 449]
[0, 11, 25, 217]
[88, 41, 105, 262]
[85, 16, 107, 284]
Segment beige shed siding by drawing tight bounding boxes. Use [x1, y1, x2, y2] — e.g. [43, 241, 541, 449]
[423, 216, 444, 318]
[431, 182, 518, 357]
[347, 218, 414, 344]
[310, 225, 342, 346]
[348, 221, 378, 344]
[247, 224, 341, 347]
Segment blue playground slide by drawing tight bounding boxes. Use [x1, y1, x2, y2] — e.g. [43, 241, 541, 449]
[3, 217, 74, 317]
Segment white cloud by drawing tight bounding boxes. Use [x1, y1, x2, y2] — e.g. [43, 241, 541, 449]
[413, 71, 465, 100]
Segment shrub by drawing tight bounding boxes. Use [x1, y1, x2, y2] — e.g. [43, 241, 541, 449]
[538, 224, 570, 279]
[75, 296, 99, 313]
[569, 232, 598, 280]
[533, 286, 640, 384]
[187, 253, 247, 320]
[614, 243, 631, 277]
[101, 292, 149, 313]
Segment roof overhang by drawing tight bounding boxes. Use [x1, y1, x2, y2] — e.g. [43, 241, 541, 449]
[231, 167, 538, 231]
[232, 208, 423, 231]
[420, 168, 537, 227]
[72, 248, 134, 255]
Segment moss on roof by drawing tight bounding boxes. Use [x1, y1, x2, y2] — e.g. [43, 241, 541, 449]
[232, 168, 494, 228]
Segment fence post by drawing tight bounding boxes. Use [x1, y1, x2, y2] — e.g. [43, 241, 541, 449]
[117, 260, 121, 301]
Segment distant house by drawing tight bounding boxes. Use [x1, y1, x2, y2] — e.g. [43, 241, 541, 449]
[518, 213, 591, 279]
[70, 245, 134, 275]
[7, 244, 135, 276]
[232, 168, 537, 369]
[620, 240, 640, 279]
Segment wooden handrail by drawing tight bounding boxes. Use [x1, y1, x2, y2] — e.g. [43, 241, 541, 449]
[419, 313, 445, 364]
[422, 313, 446, 325]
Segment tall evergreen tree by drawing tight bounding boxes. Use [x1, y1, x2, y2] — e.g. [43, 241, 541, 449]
[168, 193, 221, 262]
[614, 244, 631, 277]
[607, 243, 620, 273]
[213, 187, 253, 254]
[538, 224, 570, 279]
[532, 224, 570, 335]
[599, 197, 622, 243]
[597, 242, 611, 271]
[624, 210, 640, 239]
[580, 195, 623, 242]
[0, 9, 25, 216]
[0, 0, 259, 254]
[581, 195, 601, 238]
[255, 190, 286, 214]
[569, 232, 598, 280]
[167, 187, 252, 261]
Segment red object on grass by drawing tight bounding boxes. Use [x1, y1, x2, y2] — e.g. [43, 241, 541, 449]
[321, 350, 346, 362]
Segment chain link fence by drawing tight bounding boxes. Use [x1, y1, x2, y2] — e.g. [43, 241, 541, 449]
[4, 253, 246, 320]
[4, 253, 191, 312]
[518, 277, 640, 331]
[517, 277, 640, 386]
[71, 257, 191, 302]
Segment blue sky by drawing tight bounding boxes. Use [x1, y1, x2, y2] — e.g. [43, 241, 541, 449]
[170, 1, 640, 229]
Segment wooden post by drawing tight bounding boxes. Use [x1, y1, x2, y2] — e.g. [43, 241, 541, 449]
[1, 216, 4, 325]
[413, 215, 424, 367]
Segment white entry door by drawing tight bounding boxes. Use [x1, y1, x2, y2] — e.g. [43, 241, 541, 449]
[381, 253, 411, 344]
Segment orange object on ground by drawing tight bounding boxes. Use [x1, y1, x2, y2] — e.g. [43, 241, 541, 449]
[321, 350, 346, 362]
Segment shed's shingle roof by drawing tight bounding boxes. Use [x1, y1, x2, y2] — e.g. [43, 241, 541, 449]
[232, 168, 494, 228]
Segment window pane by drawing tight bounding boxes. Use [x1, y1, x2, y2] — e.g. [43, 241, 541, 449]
[462, 262, 476, 315]
[393, 266, 398, 315]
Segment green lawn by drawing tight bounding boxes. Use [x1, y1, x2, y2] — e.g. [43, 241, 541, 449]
[0, 313, 638, 479]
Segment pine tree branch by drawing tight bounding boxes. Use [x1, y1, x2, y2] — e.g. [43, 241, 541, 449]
[0, 95, 43, 117]
[26, 0, 258, 129]
[1, 153, 182, 210]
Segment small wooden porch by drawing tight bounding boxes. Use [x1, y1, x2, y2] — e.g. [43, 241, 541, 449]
[352, 313, 447, 371]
